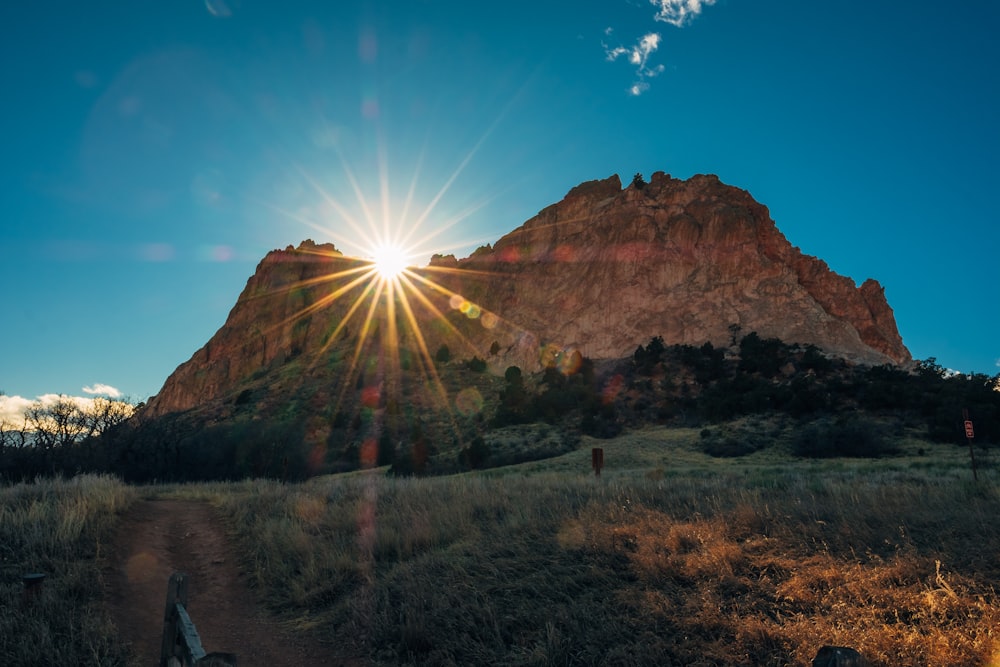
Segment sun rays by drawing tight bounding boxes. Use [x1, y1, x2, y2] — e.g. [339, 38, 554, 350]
[371, 243, 408, 279]
[243, 150, 525, 475]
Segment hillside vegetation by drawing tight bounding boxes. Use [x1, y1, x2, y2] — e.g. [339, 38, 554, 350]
[3, 332, 996, 484]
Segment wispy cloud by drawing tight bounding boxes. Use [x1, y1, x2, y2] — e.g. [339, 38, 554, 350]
[83, 383, 123, 398]
[630, 82, 650, 96]
[631, 33, 663, 69]
[652, 0, 717, 27]
[605, 45, 627, 61]
[604, 0, 717, 95]
[604, 31, 666, 96]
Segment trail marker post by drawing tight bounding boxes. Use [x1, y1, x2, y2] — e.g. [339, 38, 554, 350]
[592, 447, 604, 477]
[963, 408, 978, 481]
[21, 573, 45, 606]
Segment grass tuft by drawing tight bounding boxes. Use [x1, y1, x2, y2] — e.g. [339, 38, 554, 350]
[1, 474, 137, 665]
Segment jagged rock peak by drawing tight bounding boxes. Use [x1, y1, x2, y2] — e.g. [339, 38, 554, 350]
[143, 171, 910, 417]
[450, 171, 909, 368]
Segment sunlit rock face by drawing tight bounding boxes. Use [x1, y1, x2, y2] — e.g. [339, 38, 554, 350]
[144, 239, 375, 417]
[144, 173, 910, 417]
[434, 172, 909, 374]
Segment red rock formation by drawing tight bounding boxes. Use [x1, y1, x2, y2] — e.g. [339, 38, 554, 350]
[434, 172, 909, 373]
[144, 174, 910, 417]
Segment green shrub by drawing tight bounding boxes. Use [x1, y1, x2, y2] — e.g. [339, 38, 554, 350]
[791, 416, 898, 458]
[701, 435, 761, 458]
[738, 332, 789, 376]
[458, 437, 492, 469]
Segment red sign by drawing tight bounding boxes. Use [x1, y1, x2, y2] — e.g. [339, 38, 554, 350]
[964, 420, 975, 439]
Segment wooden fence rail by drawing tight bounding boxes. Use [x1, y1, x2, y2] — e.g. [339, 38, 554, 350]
[160, 572, 238, 667]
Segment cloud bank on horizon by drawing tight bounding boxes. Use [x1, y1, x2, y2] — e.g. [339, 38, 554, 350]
[604, 0, 717, 95]
[0, 385, 127, 424]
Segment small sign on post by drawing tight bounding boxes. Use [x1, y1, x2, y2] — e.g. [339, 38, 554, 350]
[963, 408, 978, 482]
[592, 447, 604, 477]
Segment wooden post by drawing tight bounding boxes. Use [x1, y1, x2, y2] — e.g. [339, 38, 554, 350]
[159, 572, 235, 666]
[592, 447, 604, 477]
[963, 408, 978, 481]
[175, 604, 207, 663]
[161, 572, 189, 666]
[21, 573, 45, 606]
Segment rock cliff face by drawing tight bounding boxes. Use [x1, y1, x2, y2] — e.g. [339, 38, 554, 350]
[143, 173, 910, 417]
[437, 172, 909, 372]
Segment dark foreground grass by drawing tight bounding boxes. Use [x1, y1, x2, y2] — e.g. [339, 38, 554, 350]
[192, 466, 1000, 666]
[5, 439, 999, 666]
[0, 474, 136, 666]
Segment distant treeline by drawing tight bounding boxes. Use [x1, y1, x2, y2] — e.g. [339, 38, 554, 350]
[2, 332, 997, 483]
[621, 333, 1000, 443]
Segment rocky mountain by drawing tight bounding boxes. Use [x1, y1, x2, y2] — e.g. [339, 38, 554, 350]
[143, 171, 910, 419]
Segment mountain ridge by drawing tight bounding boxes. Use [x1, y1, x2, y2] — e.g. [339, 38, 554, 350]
[143, 171, 910, 419]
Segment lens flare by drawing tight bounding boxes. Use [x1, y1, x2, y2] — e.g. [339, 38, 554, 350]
[249, 97, 569, 476]
[371, 243, 408, 279]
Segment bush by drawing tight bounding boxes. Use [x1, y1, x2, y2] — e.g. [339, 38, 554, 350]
[701, 434, 762, 458]
[791, 416, 898, 458]
[738, 332, 788, 376]
[458, 437, 492, 469]
[698, 423, 770, 458]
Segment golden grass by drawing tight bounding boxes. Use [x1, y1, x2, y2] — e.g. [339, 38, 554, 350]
[4, 428, 997, 666]
[175, 431, 1000, 666]
[0, 474, 137, 665]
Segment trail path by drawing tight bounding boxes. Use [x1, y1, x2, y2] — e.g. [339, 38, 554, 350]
[106, 499, 343, 666]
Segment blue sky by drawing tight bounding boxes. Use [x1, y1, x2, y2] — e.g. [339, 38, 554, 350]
[1, 0, 998, 412]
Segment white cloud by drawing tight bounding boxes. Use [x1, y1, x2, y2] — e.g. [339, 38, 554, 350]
[0, 395, 34, 424]
[629, 82, 651, 96]
[604, 0, 717, 95]
[604, 32, 666, 96]
[633, 33, 661, 67]
[83, 383, 123, 398]
[652, 0, 717, 27]
[0, 391, 132, 426]
[605, 45, 628, 62]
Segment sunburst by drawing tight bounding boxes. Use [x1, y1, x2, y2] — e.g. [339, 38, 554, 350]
[237, 77, 561, 478]
[370, 242, 410, 280]
[246, 160, 524, 477]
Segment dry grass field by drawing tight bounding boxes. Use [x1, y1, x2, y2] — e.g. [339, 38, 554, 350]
[174, 427, 1000, 666]
[3, 427, 999, 666]
[0, 475, 136, 665]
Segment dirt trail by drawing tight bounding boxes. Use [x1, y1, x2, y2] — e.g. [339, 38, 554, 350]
[106, 499, 343, 666]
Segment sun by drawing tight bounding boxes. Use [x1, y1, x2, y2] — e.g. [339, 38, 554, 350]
[371, 243, 409, 280]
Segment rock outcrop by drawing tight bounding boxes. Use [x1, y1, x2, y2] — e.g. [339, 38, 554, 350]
[432, 172, 908, 373]
[143, 173, 910, 417]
